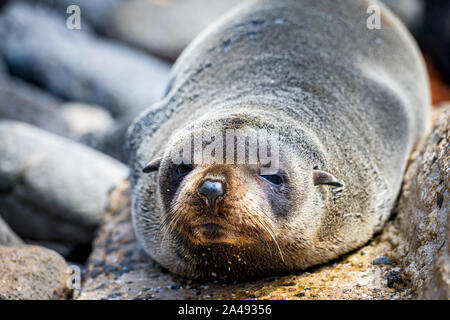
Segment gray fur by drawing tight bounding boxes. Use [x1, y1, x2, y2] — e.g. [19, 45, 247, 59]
[127, 0, 430, 281]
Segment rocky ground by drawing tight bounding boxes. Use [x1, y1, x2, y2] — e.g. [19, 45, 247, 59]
[391, 104, 449, 299]
[0, 0, 448, 300]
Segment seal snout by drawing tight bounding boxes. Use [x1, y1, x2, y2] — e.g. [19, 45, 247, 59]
[198, 180, 225, 212]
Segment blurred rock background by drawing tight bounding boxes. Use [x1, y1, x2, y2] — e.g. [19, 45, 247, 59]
[0, 0, 448, 299]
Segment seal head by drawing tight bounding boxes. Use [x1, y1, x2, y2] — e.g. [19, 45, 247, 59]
[138, 112, 343, 281]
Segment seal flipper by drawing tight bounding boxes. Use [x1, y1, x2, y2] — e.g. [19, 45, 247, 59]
[313, 170, 344, 188]
[142, 157, 162, 173]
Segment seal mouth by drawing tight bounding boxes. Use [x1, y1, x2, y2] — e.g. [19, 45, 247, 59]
[196, 223, 224, 241]
[185, 220, 253, 245]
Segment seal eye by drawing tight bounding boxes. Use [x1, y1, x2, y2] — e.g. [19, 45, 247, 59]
[260, 174, 283, 186]
[176, 164, 193, 176]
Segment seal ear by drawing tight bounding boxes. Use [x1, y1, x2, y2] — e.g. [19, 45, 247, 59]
[142, 157, 162, 173]
[313, 169, 343, 188]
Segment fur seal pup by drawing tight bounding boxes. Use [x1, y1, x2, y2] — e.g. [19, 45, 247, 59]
[127, 0, 430, 281]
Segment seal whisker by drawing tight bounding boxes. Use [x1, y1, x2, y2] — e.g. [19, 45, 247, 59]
[160, 201, 186, 244]
[246, 205, 285, 263]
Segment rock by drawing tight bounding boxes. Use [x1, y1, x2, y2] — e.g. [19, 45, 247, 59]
[60, 101, 117, 156]
[94, 113, 136, 162]
[0, 245, 72, 299]
[387, 269, 403, 288]
[372, 256, 393, 266]
[78, 181, 412, 300]
[420, 251, 450, 299]
[59, 102, 123, 161]
[391, 104, 449, 299]
[24, 240, 74, 261]
[0, 120, 129, 244]
[110, 0, 243, 61]
[0, 216, 23, 246]
[60, 102, 114, 138]
[0, 77, 69, 137]
[0, 1, 170, 117]
[0, 76, 127, 161]
[416, 105, 450, 300]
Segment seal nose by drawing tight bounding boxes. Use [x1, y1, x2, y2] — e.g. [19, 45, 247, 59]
[198, 180, 224, 211]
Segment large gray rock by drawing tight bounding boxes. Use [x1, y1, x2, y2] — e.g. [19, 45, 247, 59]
[0, 245, 71, 300]
[419, 226, 450, 299]
[59, 101, 120, 159]
[26, 0, 237, 61]
[58, 101, 136, 163]
[0, 120, 129, 243]
[0, 76, 70, 137]
[0, 1, 170, 117]
[30, 0, 241, 61]
[110, 0, 243, 61]
[60, 102, 114, 139]
[0, 76, 123, 160]
[0, 216, 23, 246]
[391, 104, 449, 299]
